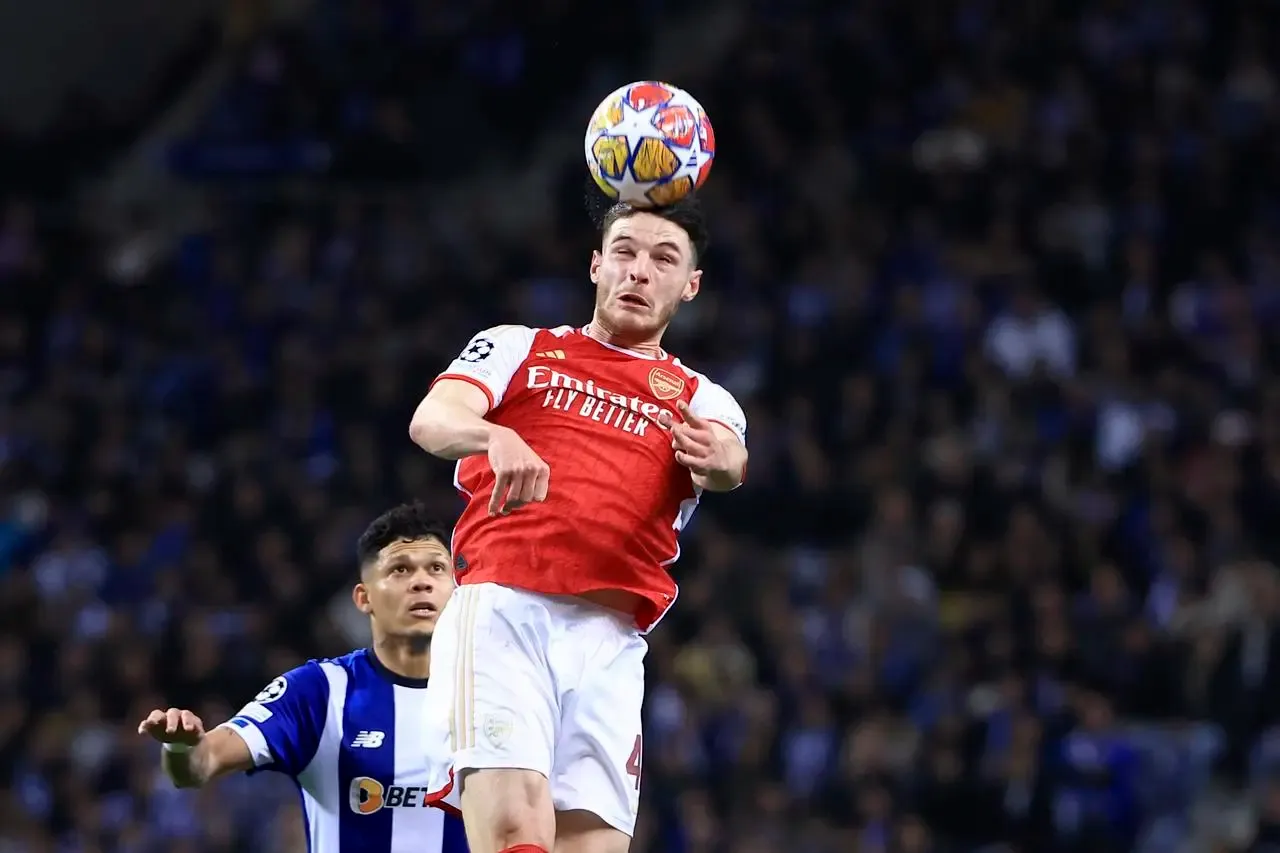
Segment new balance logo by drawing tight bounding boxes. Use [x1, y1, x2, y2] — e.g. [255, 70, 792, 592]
[536, 350, 566, 360]
[350, 731, 385, 748]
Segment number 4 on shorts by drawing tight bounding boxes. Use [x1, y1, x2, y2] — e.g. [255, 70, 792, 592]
[626, 734, 643, 790]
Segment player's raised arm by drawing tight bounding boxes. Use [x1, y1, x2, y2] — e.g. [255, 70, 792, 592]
[410, 325, 551, 514]
[138, 708, 253, 788]
[672, 379, 748, 492]
[409, 325, 534, 459]
[142, 664, 329, 788]
[410, 379, 502, 459]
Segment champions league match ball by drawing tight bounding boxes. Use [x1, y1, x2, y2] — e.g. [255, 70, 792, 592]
[584, 81, 715, 208]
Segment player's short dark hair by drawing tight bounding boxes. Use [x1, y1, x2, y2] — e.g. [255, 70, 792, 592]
[356, 503, 450, 570]
[585, 177, 710, 264]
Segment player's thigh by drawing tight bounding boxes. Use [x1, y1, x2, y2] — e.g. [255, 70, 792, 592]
[451, 584, 559, 778]
[550, 632, 647, 837]
[555, 808, 633, 853]
[460, 767, 556, 853]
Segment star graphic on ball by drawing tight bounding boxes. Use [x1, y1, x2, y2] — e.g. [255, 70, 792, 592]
[613, 99, 664, 159]
[594, 99, 706, 202]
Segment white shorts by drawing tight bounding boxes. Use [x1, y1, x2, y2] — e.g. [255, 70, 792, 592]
[423, 583, 647, 835]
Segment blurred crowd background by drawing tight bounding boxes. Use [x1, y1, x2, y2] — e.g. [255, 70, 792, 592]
[3, 0, 1280, 852]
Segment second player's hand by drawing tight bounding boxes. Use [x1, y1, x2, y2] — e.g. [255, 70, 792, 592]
[488, 426, 551, 516]
[666, 401, 733, 477]
[138, 708, 206, 745]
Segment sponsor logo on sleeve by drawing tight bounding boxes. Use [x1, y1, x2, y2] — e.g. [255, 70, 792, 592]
[235, 701, 274, 723]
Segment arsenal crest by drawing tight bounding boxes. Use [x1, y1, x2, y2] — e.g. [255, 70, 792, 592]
[648, 367, 685, 401]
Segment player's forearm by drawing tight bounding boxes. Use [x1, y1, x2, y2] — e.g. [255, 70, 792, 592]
[161, 741, 215, 788]
[409, 398, 505, 460]
[695, 446, 748, 492]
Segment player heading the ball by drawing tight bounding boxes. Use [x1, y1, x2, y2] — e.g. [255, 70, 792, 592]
[409, 84, 745, 853]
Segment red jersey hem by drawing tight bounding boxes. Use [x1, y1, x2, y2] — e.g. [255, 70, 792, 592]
[431, 373, 495, 411]
[457, 572, 672, 632]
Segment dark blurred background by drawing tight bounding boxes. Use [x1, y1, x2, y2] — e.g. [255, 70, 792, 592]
[4, 0, 1280, 851]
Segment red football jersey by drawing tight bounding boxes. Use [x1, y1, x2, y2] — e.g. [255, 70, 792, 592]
[431, 325, 747, 631]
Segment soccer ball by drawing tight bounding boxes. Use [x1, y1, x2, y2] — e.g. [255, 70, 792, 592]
[584, 81, 715, 208]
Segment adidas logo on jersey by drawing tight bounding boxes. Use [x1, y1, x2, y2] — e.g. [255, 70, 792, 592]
[536, 349, 566, 359]
[350, 730, 385, 748]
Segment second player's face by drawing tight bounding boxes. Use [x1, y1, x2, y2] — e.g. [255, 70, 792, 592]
[358, 537, 455, 638]
[590, 212, 702, 340]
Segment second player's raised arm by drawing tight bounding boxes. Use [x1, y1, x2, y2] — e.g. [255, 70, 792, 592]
[164, 726, 255, 788]
[139, 706, 256, 789]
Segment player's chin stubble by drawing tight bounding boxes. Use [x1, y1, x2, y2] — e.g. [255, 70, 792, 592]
[401, 631, 432, 653]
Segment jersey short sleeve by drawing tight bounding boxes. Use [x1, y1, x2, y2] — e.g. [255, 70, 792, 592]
[433, 325, 537, 410]
[219, 661, 329, 777]
[689, 378, 747, 446]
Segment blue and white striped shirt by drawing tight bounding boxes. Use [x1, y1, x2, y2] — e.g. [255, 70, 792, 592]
[223, 648, 467, 853]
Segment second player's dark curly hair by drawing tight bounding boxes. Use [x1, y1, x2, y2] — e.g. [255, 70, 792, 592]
[356, 503, 450, 569]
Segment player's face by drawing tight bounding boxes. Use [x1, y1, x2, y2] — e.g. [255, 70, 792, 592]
[354, 537, 455, 638]
[590, 212, 702, 340]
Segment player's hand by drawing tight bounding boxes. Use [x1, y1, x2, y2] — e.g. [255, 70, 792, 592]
[488, 426, 551, 516]
[665, 401, 734, 477]
[138, 708, 206, 746]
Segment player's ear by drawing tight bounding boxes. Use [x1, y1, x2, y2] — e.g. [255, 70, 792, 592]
[352, 582, 372, 615]
[590, 250, 603, 283]
[681, 269, 702, 302]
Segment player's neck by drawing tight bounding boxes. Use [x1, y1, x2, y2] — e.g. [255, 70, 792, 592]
[584, 320, 665, 358]
[371, 635, 432, 681]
